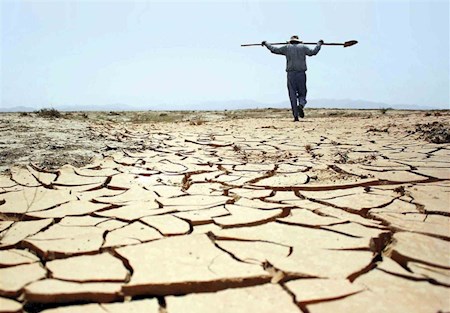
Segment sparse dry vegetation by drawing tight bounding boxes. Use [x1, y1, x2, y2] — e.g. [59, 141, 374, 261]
[305, 144, 312, 153]
[328, 111, 345, 116]
[334, 150, 349, 164]
[379, 107, 392, 114]
[130, 111, 183, 123]
[189, 119, 206, 126]
[35, 108, 61, 118]
[305, 144, 323, 159]
[413, 121, 450, 144]
[367, 127, 389, 133]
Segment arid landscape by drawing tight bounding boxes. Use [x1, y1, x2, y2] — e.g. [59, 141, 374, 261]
[0, 108, 449, 312]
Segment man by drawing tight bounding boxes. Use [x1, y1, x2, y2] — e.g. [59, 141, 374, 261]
[262, 35, 323, 121]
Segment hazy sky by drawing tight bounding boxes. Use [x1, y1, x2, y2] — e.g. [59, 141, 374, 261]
[1, 0, 449, 109]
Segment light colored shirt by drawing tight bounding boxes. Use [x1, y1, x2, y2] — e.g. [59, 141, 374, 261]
[264, 42, 322, 72]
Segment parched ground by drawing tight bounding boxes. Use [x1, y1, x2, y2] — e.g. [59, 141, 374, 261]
[0, 109, 449, 312]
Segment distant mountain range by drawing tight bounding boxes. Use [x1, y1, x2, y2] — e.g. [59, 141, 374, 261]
[305, 99, 446, 111]
[0, 99, 447, 112]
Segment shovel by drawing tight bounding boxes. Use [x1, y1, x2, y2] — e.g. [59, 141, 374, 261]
[241, 40, 358, 48]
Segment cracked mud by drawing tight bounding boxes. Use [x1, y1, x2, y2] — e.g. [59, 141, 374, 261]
[0, 110, 449, 312]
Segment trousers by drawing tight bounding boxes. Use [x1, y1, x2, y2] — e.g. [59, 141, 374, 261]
[287, 71, 307, 118]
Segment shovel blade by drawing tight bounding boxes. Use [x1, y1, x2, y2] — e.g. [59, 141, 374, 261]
[344, 40, 358, 47]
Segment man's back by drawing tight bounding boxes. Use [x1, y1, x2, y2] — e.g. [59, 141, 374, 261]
[263, 42, 321, 72]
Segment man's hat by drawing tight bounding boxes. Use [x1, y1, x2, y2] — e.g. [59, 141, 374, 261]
[289, 35, 301, 43]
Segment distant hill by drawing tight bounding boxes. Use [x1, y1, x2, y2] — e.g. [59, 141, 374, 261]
[189, 99, 446, 111]
[306, 99, 444, 110]
[0, 106, 36, 112]
[0, 99, 446, 112]
[0, 103, 139, 113]
[57, 103, 138, 112]
[161, 99, 447, 111]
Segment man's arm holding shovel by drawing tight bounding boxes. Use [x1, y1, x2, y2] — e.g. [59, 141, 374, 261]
[305, 40, 324, 56]
[261, 41, 288, 55]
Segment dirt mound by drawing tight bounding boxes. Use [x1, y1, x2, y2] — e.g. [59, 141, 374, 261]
[414, 121, 450, 144]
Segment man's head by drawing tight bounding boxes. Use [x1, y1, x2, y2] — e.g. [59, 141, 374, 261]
[289, 35, 302, 44]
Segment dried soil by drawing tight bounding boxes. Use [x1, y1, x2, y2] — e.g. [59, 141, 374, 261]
[0, 108, 449, 312]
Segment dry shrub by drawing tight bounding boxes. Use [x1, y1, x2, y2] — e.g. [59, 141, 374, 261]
[379, 107, 392, 115]
[305, 144, 312, 152]
[334, 150, 349, 164]
[414, 122, 450, 144]
[35, 108, 61, 118]
[189, 120, 205, 126]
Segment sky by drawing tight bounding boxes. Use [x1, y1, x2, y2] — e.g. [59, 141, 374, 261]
[1, 0, 449, 110]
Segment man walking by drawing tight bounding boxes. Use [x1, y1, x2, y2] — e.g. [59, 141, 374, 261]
[262, 35, 323, 121]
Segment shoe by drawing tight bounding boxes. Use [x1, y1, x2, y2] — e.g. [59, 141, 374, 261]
[299, 106, 305, 118]
[294, 117, 299, 122]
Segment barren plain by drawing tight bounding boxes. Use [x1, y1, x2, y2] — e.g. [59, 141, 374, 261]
[0, 108, 449, 312]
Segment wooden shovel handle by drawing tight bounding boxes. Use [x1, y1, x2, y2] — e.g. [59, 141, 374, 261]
[241, 40, 358, 48]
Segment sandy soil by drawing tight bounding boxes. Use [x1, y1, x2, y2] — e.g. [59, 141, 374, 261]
[0, 108, 449, 312]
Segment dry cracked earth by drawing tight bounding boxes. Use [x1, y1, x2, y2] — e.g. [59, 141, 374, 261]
[0, 110, 449, 313]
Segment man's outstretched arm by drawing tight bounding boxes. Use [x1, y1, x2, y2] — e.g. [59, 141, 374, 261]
[305, 40, 324, 56]
[262, 41, 287, 55]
